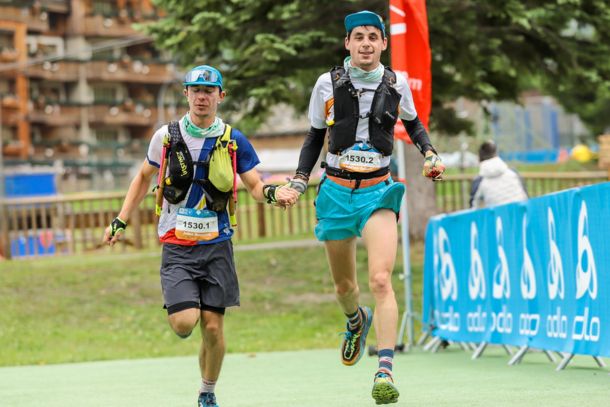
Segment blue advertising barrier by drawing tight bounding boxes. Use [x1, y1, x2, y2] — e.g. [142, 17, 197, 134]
[423, 182, 610, 358]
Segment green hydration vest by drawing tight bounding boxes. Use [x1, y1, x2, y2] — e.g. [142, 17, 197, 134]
[160, 121, 238, 224]
[328, 66, 401, 156]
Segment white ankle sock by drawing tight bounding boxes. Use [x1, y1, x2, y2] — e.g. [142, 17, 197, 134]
[200, 378, 216, 394]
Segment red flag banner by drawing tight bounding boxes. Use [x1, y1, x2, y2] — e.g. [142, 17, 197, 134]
[390, 0, 432, 141]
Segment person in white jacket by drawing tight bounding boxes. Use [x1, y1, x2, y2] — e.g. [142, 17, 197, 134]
[470, 140, 528, 208]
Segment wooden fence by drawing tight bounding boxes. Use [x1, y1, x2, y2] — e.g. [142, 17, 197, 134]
[1, 171, 608, 260]
[0, 186, 319, 260]
[434, 171, 609, 213]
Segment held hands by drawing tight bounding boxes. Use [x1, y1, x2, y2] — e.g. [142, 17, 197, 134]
[263, 175, 307, 209]
[102, 217, 127, 246]
[274, 185, 300, 209]
[275, 175, 308, 208]
[422, 151, 446, 181]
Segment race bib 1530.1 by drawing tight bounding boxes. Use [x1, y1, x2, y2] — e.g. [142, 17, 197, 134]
[175, 208, 219, 241]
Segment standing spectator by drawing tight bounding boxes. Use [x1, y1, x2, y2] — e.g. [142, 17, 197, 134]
[470, 140, 528, 208]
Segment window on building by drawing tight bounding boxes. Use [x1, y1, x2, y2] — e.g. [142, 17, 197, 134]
[92, 0, 118, 17]
[95, 128, 119, 143]
[0, 32, 14, 50]
[93, 85, 118, 104]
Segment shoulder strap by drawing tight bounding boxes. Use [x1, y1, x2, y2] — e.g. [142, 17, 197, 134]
[214, 123, 233, 150]
[382, 67, 397, 86]
[221, 124, 232, 142]
[168, 120, 183, 143]
[330, 66, 347, 90]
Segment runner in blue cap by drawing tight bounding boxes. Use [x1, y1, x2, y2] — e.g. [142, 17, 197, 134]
[103, 64, 300, 407]
[286, 9, 445, 405]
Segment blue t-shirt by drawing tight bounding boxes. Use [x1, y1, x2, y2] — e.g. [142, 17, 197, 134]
[184, 128, 260, 244]
[147, 122, 260, 245]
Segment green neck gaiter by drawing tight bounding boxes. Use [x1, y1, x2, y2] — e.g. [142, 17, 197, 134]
[183, 114, 223, 138]
[343, 56, 384, 82]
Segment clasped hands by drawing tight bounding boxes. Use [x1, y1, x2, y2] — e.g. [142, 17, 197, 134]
[273, 183, 301, 209]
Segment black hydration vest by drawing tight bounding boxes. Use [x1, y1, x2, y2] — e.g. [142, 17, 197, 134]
[161, 121, 233, 212]
[162, 121, 194, 204]
[328, 66, 401, 156]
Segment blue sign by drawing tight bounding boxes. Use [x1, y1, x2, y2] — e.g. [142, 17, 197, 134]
[423, 182, 610, 357]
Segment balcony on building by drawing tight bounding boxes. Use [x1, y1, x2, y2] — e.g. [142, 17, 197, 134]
[25, 60, 80, 81]
[29, 99, 81, 126]
[24, 36, 78, 81]
[0, 29, 19, 64]
[0, 1, 51, 33]
[1, 94, 22, 126]
[88, 100, 156, 126]
[40, 0, 71, 14]
[81, 2, 157, 37]
[86, 56, 177, 84]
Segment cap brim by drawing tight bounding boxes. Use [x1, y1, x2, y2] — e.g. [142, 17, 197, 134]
[183, 82, 222, 87]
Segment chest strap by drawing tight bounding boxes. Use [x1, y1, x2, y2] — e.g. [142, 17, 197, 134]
[323, 164, 389, 180]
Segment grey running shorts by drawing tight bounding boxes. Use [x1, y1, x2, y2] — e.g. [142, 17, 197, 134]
[160, 240, 239, 315]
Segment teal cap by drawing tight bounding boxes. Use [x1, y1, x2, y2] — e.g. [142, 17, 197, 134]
[344, 10, 385, 37]
[183, 65, 223, 88]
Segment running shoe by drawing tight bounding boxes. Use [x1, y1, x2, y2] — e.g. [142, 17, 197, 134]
[340, 306, 373, 365]
[198, 392, 219, 407]
[371, 371, 399, 404]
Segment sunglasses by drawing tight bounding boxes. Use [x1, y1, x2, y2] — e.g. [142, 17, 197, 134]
[184, 68, 221, 85]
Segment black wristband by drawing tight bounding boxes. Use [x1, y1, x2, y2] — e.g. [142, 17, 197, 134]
[262, 184, 278, 204]
[294, 171, 310, 182]
[110, 217, 127, 237]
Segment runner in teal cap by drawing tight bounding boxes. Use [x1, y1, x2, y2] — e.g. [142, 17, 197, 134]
[344, 10, 386, 37]
[287, 8, 445, 405]
[103, 64, 300, 407]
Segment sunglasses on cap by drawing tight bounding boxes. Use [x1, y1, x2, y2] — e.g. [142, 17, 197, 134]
[183, 67, 222, 87]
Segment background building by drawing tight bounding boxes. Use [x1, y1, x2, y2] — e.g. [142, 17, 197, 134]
[0, 0, 183, 191]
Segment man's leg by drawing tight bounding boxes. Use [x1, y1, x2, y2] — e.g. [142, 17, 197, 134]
[197, 309, 225, 407]
[325, 237, 373, 366]
[168, 308, 200, 338]
[325, 237, 359, 315]
[362, 209, 400, 404]
[199, 310, 225, 381]
[362, 209, 398, 350]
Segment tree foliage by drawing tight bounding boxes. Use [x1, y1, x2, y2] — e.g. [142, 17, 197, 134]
[145, 0, 610, 135]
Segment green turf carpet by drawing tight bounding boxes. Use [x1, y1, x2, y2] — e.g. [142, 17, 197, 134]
[1, 347, 608, 406]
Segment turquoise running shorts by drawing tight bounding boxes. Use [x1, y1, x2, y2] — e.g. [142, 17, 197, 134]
[314, 176, 405, 241]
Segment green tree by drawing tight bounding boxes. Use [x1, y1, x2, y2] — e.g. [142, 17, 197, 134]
[427, 0, 610, 137]
[145, 0, 610, 135]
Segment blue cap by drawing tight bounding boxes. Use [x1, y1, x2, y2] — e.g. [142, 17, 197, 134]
[344, 11, 385, 37]
[183, 65, 223, 88]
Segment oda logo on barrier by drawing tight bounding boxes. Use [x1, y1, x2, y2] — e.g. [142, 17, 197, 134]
[437, 227, 458, 301]
[488, 217, 512, 334]
[546, 208, 568, 339]
[492, 217, 511, 300]
[466, 222, 488, 333]
[519, 215, 540, 337]
[547, 208, 565, 300]
[434, 227, 460, 332]
[572, 202, 600, 342]
[468, 222, 486, 300]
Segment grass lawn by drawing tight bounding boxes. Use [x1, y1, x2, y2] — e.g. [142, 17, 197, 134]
[0, 242, 424, 367]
